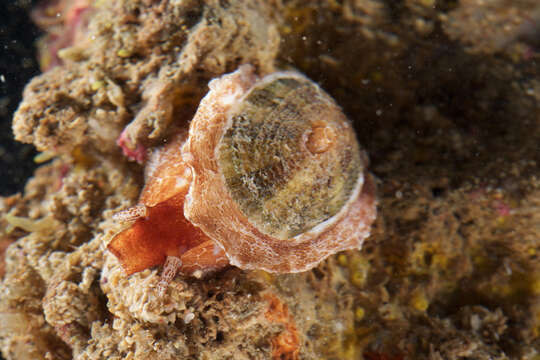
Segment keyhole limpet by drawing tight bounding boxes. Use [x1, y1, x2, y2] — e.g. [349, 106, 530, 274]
[108, 65, 377, 291]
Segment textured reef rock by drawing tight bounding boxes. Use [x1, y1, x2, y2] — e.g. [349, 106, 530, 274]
[1, 0, 540, 359]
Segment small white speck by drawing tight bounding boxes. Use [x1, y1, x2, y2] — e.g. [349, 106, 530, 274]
[182, 151, 194, 163]
[220, 91, 240, 106]
[470, 314, 481, 331]
[183, 312, 195, 324]
[0, 75, 5, 83]
[302, 36, 307, 41]
[376, 109, 383, 116]
[175, 176, 189, 189]
[503, 259, 512, 275]
[395, 190, 403, 199]
[185, 192, 193, 209]
[361, 79, 370, 85]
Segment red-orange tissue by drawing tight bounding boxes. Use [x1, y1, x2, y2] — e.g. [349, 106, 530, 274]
[108, 65, 377, 294]
[107, 130, 229, 294]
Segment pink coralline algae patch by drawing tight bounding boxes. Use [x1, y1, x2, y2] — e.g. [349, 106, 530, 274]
[116, 129, 147, 164]
[493, 200, 512, 217]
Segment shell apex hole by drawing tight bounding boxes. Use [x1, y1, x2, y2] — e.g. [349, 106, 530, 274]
[305, 124, 336, 154]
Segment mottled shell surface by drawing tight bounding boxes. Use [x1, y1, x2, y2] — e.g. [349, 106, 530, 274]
[182, 65, 377, 273]
[218, 73, 364, 240]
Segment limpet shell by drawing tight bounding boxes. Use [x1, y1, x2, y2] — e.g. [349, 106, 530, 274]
[182, 65, 377, 273]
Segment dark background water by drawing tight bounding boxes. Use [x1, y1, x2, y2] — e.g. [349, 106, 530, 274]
[0, 2, 40, 359]
[0, 0, 41, 197]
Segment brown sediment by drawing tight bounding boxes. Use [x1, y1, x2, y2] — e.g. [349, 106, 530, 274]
[1, 0, 540, 359]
